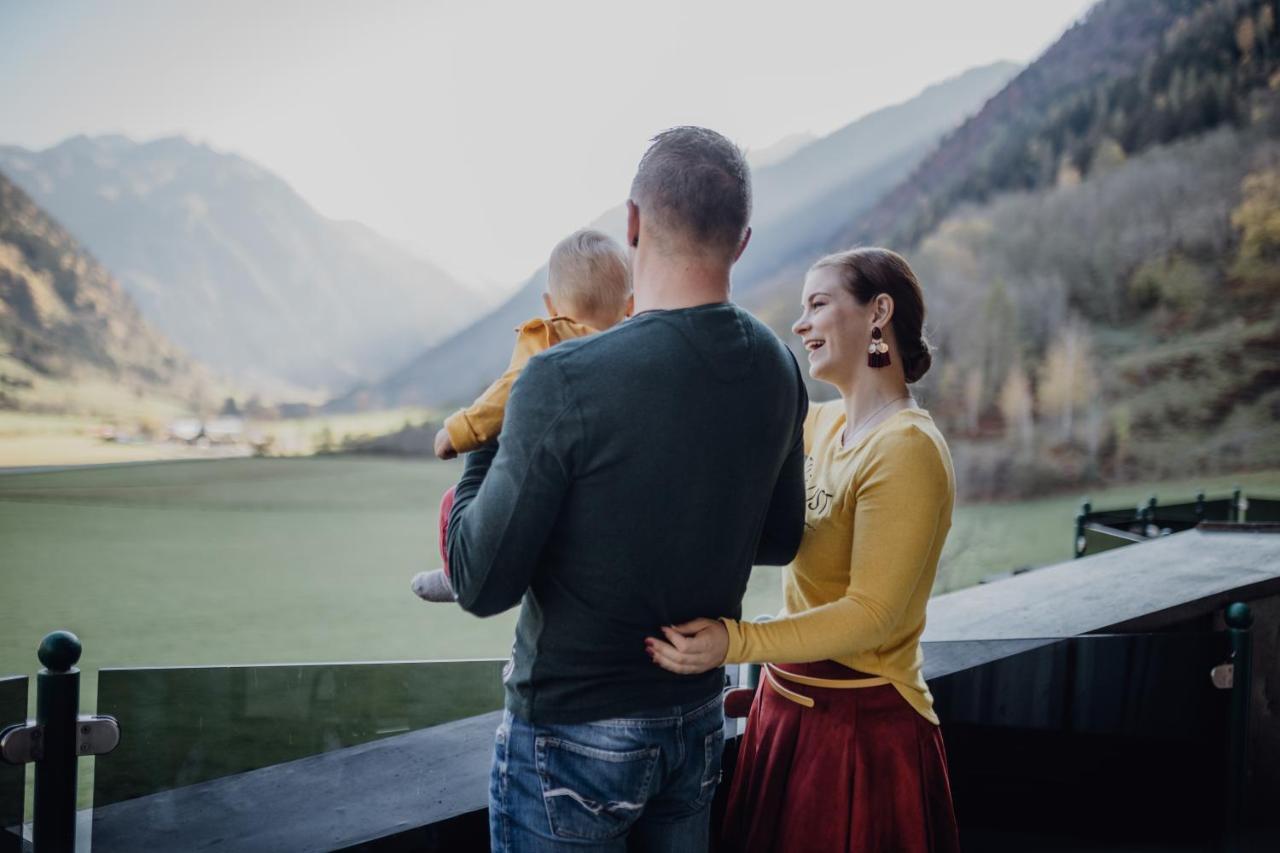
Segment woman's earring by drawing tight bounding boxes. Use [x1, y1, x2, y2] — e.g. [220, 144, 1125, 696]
[868, 326, 891, 368]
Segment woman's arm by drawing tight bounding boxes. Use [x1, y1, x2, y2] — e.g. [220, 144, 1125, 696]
[725, 426, 949, 663]
[648, 426, 949, 672]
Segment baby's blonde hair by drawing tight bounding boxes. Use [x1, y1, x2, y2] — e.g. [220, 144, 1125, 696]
[548, 229, 632, 322]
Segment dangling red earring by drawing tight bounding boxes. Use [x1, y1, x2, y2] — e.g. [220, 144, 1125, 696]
[868, 326, 891, 368]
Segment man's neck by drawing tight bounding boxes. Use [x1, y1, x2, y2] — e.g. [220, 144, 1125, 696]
[632, 253, 732, 313]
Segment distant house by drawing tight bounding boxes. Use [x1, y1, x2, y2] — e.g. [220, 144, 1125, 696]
[204, 416, 245, 444]
[167, 418, 203, 444]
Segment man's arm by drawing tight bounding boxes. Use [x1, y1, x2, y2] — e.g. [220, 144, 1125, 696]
[754, 430, 805, 565]
[754, 355, 809, 565]
[446, 356, 578, 617]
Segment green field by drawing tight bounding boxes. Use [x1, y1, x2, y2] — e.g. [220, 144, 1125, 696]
[5, 456, 1278, 682]
[2, 458, 1279, 812]
[0, 408, 436, 467]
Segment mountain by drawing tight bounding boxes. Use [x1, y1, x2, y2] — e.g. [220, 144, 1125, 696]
[333, 60, 1020, 411]
[747, 133, 816, 169]
[761, 0, 1280, 498]
[838, 0, 1261, 252]
[0, 169, 201, 411]
[0, 136, 482, 394]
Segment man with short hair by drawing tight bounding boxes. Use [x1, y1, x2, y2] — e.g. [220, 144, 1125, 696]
[447, 126, 807, 851]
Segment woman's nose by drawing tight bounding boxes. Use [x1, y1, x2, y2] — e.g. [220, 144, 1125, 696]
[792, 314, 808, 337]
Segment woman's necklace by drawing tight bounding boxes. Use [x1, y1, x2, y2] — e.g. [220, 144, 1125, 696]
[842, 395, 913, 448]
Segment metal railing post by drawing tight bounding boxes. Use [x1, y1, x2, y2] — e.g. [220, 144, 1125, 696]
[33, 631, 80, 853]
[1074, 498, 1091, 558]
[1224, 602, 1253, 852]
[0, 631, 119, 853]
[1232, 487, 1244, 523]
[1195, 490, 1206, 523]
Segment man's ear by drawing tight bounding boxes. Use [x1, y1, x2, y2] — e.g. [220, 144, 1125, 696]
[732, 226, 752, 263]
[626, 199, 640, 249]
[542, 292, 557, 317]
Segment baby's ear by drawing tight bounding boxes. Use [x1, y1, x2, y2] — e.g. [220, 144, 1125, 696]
[542, 291, 557, 317]
[625, 294, 635, 318]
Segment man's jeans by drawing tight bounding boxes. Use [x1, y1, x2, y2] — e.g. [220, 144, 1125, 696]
[489, 694, 726, 852]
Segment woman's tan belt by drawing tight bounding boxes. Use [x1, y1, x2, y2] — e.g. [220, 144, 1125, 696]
[763, 663, 890, 708]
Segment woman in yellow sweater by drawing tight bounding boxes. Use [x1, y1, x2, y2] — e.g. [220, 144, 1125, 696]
[646, 248, 960, 852]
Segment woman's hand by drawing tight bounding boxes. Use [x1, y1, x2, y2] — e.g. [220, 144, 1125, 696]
[645, 618, 729, 675]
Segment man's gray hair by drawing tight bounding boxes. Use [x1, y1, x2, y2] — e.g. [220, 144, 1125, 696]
[629, 126, 752, 257]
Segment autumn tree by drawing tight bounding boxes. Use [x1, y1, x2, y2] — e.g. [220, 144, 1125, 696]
[1230, 167, 1280, 299]
[963, 367, 984, 435]
[998, 362, 1035, 454]
[1038, 323, 1098, 440]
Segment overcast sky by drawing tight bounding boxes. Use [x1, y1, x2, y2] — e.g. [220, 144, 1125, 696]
[1, 0, 1096, 291]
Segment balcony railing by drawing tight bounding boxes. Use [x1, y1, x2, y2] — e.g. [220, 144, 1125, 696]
[1073, 489, 1280, 558]
[1, 613, 1259, 852]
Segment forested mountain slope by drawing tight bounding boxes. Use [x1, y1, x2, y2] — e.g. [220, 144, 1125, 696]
[0, 170, 203, 412]
[760, 0, 1280, 499]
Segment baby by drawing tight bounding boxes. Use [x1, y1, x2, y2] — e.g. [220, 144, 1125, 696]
[412, 228, 632, 602]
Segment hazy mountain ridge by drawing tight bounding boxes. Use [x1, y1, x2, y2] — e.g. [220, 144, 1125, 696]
[0, 135, 482, 394]
[773, 0, 1280, 497]
[840, 0, 1264, 251]
[334, 61, 1020, 411]
[0, 169, 201, 408]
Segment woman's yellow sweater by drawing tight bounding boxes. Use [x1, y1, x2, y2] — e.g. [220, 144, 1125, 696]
[721, 402, 955, 724]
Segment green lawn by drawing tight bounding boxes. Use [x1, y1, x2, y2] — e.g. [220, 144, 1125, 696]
[6, 456, 1278, 681]
[2, 457, 1278, 812]
[934, 468, 1280, 593]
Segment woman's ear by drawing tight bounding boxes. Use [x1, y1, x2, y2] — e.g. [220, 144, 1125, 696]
[872, 293, 896, 327]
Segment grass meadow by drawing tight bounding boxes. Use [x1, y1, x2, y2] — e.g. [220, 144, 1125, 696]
[6, 458, 1280, 682]
[0, 408, 435, 467]
[2, 457, 1279, 810]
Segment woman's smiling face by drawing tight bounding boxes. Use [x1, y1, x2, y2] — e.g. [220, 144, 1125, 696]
[792, 265, 869, 389]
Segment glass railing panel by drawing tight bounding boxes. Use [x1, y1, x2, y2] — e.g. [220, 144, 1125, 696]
[1246, 496, 1280, 522]
[1154, 498, 1235, 525]
[1082, 523, 1143, 555]
[1087, 508, 1144, 527]
[930, 633, 1231, 848]
[93, 658, 505, 808]
[0, 675, 27, 852]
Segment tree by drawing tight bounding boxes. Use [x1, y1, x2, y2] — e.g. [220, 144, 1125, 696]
[963, 368, 984, 435]
[1230, 167, 1280, 298]
[998, 362, 1035, 454]
[1038, 323, 1098, 440]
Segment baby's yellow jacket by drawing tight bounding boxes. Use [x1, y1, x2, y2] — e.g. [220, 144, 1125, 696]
[443, 315, 597, 454]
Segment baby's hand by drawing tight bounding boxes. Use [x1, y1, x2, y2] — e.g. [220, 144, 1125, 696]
[434, 428, 457, 460]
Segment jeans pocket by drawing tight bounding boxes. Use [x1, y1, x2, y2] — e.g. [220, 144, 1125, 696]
[534, 735, 660, 841]
[694, 726, 725, 810]
[492, 715, 510, 797]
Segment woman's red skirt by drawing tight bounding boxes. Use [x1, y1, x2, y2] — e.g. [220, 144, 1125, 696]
[721, 661, 960, 853]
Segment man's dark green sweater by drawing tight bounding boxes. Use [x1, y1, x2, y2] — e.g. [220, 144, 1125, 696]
[446, 302, 808, 724]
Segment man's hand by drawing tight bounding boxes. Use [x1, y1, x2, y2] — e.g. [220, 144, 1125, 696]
[434, 428, 457, 460]
[645, 618, 729, 675]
